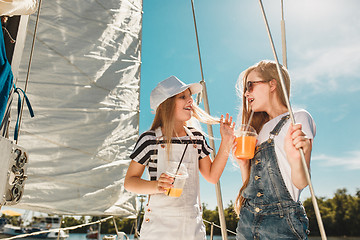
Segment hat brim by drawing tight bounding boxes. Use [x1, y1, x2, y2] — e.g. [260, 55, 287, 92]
[167, 82, 202, 100]
[151, 81, 203, 113]
[188, 82, 202, 95]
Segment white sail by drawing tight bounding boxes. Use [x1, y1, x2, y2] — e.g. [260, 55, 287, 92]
[0, 0, 37, 16]
[9, 0, 142, 217]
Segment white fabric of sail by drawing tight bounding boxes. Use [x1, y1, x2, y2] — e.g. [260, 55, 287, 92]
[0, 0, 37, 16]
[11, 0, 142, 217]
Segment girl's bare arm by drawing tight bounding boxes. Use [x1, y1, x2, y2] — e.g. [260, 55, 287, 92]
[124, 160, 174, 194]
[199, 114, 235, 184]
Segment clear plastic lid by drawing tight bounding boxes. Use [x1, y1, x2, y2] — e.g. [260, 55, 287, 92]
[165, 161, 188, 179]
[235, 124, 258, 137]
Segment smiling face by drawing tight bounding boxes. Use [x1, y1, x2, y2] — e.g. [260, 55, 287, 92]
[173, 88, 193, 124]
[244, 70, 271, 113]
[237, 60, 291, 132]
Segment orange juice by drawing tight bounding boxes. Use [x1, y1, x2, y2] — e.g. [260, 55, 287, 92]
[165, 188, 183, 197]
[234, 135, 257, 159]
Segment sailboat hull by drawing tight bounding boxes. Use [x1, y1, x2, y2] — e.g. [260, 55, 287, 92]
[1, 216, 69, 239]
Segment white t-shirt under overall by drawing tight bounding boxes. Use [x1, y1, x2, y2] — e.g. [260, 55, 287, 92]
[256, 109, 316, 202]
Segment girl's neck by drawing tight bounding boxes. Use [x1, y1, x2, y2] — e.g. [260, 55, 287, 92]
[161, 123, 187, 137]
[174, 123, 187, 137]
[267, 95, 288, 120]
[267, 105, 288, 120]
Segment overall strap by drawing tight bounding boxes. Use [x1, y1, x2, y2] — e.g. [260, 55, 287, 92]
[184, 126, 202, 209]
[269, 114, 290, 140]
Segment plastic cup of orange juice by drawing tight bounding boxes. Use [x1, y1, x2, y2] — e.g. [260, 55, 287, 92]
[164, 162, 188, 197]
[234, 124, 258, 159]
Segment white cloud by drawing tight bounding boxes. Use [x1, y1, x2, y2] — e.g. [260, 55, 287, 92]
[290, 44, 360, 92]
[312, 151, 360, 170]
[282, 0, 360, 94]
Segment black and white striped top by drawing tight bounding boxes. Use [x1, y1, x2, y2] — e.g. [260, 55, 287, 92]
[130, 127, 213, 181]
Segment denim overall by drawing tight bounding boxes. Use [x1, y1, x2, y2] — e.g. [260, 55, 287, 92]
[236, 115, 309, 240]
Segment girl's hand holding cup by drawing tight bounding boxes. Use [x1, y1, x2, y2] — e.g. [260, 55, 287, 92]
[233, 124, 258, 160]
[157, 173, 174, 193]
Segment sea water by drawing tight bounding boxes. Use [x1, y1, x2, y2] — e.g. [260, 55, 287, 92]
[66, 233, 360, 240]
[66, 233, 236, 240]
[1, 233, 359, 240]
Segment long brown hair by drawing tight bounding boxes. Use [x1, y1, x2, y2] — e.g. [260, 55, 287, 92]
[150, 90, 219, 159]
[234, 60, 291, 215]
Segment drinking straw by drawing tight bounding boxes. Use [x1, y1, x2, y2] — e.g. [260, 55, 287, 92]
[167, 143, 189, 196]
[244, 110, 254, 132]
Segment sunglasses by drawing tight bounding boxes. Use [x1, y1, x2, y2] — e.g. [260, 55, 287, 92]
[245, 80, 271, 92]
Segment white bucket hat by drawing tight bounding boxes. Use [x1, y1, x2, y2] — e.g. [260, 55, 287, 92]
[150, 75, 202, 112]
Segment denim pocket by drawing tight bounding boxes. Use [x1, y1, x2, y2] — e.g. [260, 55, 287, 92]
[297, 207, 310, 236]
[285, 207, 309, 240]
[236, 205, 254, 240]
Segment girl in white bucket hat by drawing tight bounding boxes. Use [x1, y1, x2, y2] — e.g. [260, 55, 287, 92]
[125, 75, 235, 240]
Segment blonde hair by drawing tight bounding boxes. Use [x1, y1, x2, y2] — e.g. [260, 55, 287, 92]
[150, 91, 219, 159]
[234, 60, 291, 215]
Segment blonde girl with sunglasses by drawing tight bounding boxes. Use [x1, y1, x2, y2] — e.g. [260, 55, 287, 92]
[234, 60, 316, 239]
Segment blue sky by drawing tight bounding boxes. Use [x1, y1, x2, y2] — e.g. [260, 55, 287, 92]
[140, 0, 360, 209]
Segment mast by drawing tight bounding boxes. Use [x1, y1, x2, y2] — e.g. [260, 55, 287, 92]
[190, 1, 228, 239]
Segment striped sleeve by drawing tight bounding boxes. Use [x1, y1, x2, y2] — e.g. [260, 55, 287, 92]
[130, 131, 157, 166]
[199, 134, 212, 159]
[189, 127, 213, 160]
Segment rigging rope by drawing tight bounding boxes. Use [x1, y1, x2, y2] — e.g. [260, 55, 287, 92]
[203, 219, 236, 236]
[15, 0, 42, 144]
[257, 1, 327, 239]
[190, 0, 205, 85]
[2, 216, 114, 240]
[280, 0, 287, 68]
[189, 1, 228, 240]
